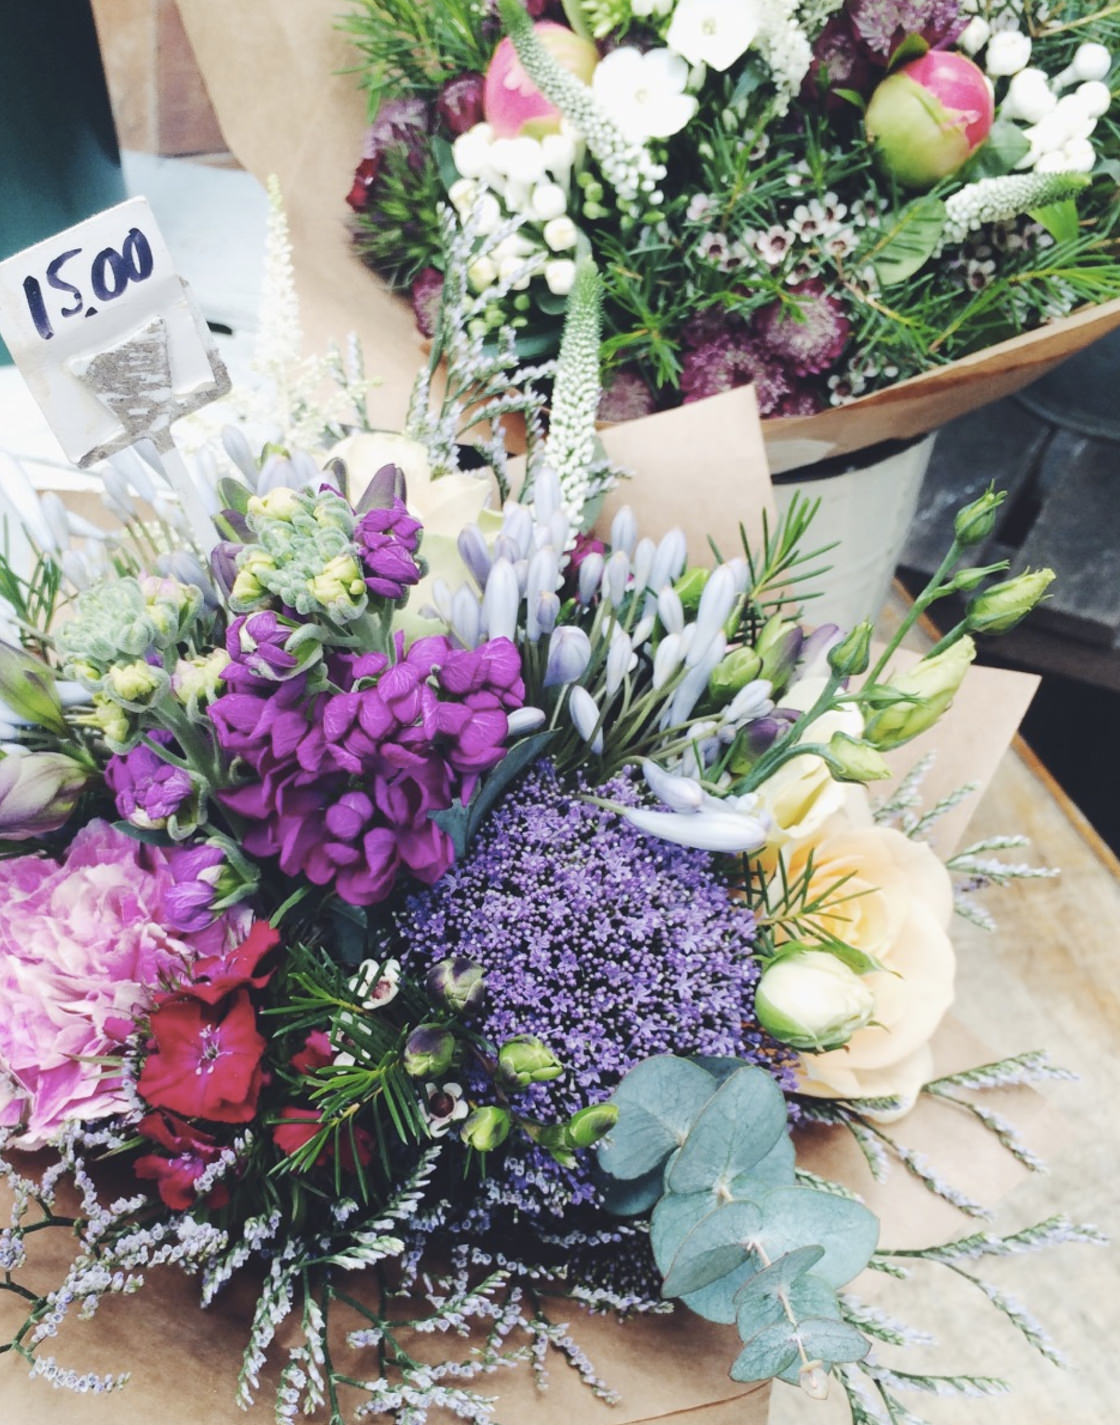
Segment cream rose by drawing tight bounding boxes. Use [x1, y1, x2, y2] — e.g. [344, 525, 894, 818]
[778, 821, 956, 1114]
[754, 676, 866, 850]
[331, 432, 499, 638]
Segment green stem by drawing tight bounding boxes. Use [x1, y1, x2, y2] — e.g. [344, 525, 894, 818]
[864, 538, 963, 686]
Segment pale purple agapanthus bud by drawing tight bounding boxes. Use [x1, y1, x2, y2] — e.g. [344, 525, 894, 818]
[0, 749, 88, 839]
[457, 524, 492, 590]
[543, 626, 591, 687]
[641, 758, 705, 813]
[482, 558, 520, 644]
[622, 796, 769, 854]
[568, 685, 603, 754]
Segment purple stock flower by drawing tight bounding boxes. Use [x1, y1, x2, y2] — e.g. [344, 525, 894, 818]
[211, 633, 525, 906]
[223, 611, 305, 687]
[105, 732, 195, 832]
[396, 762, 796, 1226]
[354, 498, 423, 600]
[164, 843, 226, 933]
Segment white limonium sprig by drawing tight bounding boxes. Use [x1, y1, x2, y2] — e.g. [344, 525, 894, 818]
[498, 0, 667, 222]
[540, 254, 607, 524]
[942, 172, 1090, 244]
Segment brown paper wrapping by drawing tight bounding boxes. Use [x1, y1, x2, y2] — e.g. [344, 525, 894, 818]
[176, 0, 1120, 484]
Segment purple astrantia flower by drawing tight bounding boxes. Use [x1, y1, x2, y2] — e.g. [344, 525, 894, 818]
[410, 267, 445, 340]
[680, 329, 792, 414]
[212, 633, 524, 906]
[849, 0, 966, 62]
[396, 762, 796, 1227]
[354, 499, 423, 600]
[105, 731, 195, 832]
[753, 280, 851, 378]
[597, 367, 657, 424]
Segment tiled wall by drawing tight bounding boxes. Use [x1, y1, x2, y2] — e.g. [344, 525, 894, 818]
[90, 0, 228, 156]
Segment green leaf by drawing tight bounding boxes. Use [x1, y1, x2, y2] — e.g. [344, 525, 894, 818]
[559, 0, 593, 39]
[728, 1133, 797, 1193]
[598, 1056, 716, 1181]
[431, 730, 554, 859]
[651, 1190, 718, 1269]
[1028, 199, 1082, 244]
[736, 1267, 840, 1340]
[963, 120, 1031, 180]
[666, 1066, 787, 1196]
[729, 1321, 803, 1382]
[887, 32, 929, 69]
[831, 87, 867, 112]
[661, 1201, 764, 1298]
[112, 820, 173, 847]
[595, 1161, 663, 1217]
[756, 1187, 880, 1288]
[730, 61, 766, 107]
[217, 476, 251, 516]
[871, 196, 947, 286]
[731, 1248, 828, 1334]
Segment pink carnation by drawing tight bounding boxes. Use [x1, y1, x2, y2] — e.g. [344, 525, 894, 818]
[0, 820, 249, 1149]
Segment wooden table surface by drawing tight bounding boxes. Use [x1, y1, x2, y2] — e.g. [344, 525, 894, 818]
[772, 732, 1120, 1423]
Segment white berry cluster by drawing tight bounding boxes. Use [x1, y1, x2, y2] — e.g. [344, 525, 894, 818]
[450, 124, 582, 300]
[960, 25, 1113, 173]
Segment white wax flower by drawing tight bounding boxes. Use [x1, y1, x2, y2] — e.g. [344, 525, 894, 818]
[531, 181, 568, 220]
[544, 258, 577, 295]
[1003, 67, 1056, 123]
[1072, 79, 1112, 119]
[959, 15, 990, 54]
[985, 29, 1032, 77]
[540, 131, 576, 175]
[666, 0, 761, 73]
[631, 0, 673, 14]
[590, 47, 698, 141]
[1054, 92, 1099, 139]
[452, 125, 493, 180]
[543, 215, 578, 250]
[493, 233, 536, 261]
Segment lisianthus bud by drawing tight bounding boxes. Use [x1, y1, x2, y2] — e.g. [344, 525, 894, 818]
[673, 566, 709, 614]
[822, 731, 892, 784]
[863, 637, 976, 749]
[0, 748, 89, 839]
[0, 642, 66, 734]
[402, 1024, 457, 1079]
[866, 52, 994, 190]
[755, 949, 875, 1052]
[566, 1102, 619, 1149]
[965, 568, 1055, 635]
[708, 646, 763, 703]
[826, 621, 873, 678]
[426, 957, 487, 1014]
[483, 23, 598, 139]
[498, 1035, 564, 1088]
[954, 487, 1005, 546]
[461, 1105, 512, 1152]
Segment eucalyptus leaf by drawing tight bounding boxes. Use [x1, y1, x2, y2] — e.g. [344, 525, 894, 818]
[661, 1201, 764, 1298]
[729, 1320, 802, 1382]
[682, 1256, 764, 1324]
[792, 1317, 871, 1364]
[666, 1067, 787, 1196]
[728, 1133, 796, 1195]
[595, 1162, 663, 1217]
[756, 1186, 879, 1288]
[731, 1248, 828, 1336]
[871, 196, 947, 286]
[598, 1056, 716, 1181]
[650, 1190, 717, 1268]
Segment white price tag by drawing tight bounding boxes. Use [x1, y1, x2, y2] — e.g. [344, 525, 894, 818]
[0, 197, 230, 467]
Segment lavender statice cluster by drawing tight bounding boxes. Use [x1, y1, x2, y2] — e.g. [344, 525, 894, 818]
[396, 761, 796, 1229]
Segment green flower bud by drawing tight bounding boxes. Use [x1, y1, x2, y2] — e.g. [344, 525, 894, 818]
[460, 1105, 511, 1153]
[754, 615, 801, 686]
[172, 649, 231, 709]
[822, 731, 893, 784]
[305, 553, 366, 610]
[826, 622, 873, 678]
[139, 574, 204, 646]
[230, 550, 277, 610]
[673, 567, 709, 614]
[247, 487, 302, 523]
[565, 1102, 619, 1149]
[103, 659, 168, 710]
[426, 957, 487, 1015]
[863, 637, 976, 750]
[708, 646, 763, 704]
[497, 1035, 564, 1089]
[536, 1122, 578, 1168]
[77, 694, 133, 748]
[0, 641, 66, 734]
[942, 564, 1004, 596]
[401, 1024, 457, 1079]
[953, 487, 1005, 547]
[755, 948, 875, 1052]
[0, 749, 89, 839]
[965, 568, 1055, 636]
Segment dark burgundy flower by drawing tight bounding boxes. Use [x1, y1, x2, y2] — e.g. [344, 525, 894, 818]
[290, 1030, 333, 1075]
[138, 990, 266, 1123]
[272, 1104, 374, 1172]
[437, 73, 486, 136]
[752, 280, 851, 378]
[134, 1111, 231, 1211]
[410, 266, 445, 339]
[804, 14, 874, 103]
[680, 332, 793, 415]
[347, 155, 382, 214]
[849, 0, 967, 63]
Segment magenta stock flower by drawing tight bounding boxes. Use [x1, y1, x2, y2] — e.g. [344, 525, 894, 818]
[354, 498, 423, 600]
[212, 633, 525, 906]
[105, 730, 196, 832]
[0, 821, 250, 1148]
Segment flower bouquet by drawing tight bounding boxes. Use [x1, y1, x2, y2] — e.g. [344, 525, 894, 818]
[0, 213, 1099, 1425]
